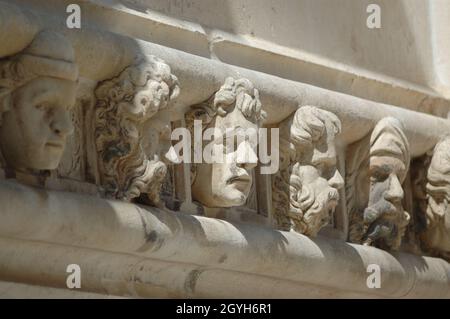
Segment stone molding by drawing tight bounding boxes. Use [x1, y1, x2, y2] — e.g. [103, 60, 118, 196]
[0, 1, 449, 298]
[0, 180, 449, 298]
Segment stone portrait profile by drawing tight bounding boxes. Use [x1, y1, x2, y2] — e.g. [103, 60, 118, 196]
[185, 77, 266, 208]
[272, 105, 344, 236]
[0, 30, 78, 174]
[418, 136, 450, 260]
[346, 117, 410, 250]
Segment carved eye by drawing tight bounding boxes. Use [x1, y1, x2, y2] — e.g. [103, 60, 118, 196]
[37, 103, 55, 119]
[36, 103, 50, 110]
[370, 172, 388, 185]
[369, 175, 378, 185]
[369, 165, 389, 184]
[36, 103, 56, 119]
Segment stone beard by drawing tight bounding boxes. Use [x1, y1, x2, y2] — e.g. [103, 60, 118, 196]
[186, 77, 266, 208]
[272, 105, 344, 236]
[420, 136, 450, 259]
[346, 117, 410, 250]
[0, 30, 78, 174]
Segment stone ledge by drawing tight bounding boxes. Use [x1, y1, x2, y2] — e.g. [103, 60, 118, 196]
[1, 1, 449, 156]
[0, 280, 122, 299]
[0, 180, 448, 298]
[7, 0, 450, 118]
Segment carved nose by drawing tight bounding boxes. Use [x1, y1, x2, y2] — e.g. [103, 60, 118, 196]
[384, 175, 404, 203]
[238, 160, 257, 171]
[328, 170, 344, 190]
[236, 141, 258, 171]
[51, 108, 73, 137]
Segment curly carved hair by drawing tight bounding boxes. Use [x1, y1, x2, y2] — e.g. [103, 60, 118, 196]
[271, 106, 341, 232]
[419, 136, 450, 259]
[185, 77, 266, 184]
[94, 56, 179, 204]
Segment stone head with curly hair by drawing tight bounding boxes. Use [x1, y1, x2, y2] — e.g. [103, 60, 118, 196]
[94, 55, 179, 205]
[272, 106, 344, 236]
[419, 136, 450, 259]
[185, 77, 266, 208]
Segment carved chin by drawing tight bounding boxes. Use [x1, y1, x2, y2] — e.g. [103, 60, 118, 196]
[219, 185, 249, 207]
[26, 147, 64, 170]
[362, 207, 409, 250]
[204, 183, 249, 208]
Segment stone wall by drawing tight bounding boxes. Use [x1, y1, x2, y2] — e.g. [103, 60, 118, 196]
[0, 1, 449, 298]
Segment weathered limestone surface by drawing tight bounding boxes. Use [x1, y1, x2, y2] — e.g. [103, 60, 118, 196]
[0, 180, 449, 298]
[0, 1, 449, 298]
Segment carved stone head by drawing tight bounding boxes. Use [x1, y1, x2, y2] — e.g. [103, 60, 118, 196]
[186, 77, 266, 208]
[94, 56, 179, 205]
[421, 136, 450, 258]
[0, 31, 78, 173]
[272, 106, 344, 236]
[347, 117, 410, 250]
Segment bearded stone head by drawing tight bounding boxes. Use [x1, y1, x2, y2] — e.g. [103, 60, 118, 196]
[420, 136, 450, 258]
[272, 106, 344, 236]
[347, 117, 410, 250]
[94, 56, 179, 205]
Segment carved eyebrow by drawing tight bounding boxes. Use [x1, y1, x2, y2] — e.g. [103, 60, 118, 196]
[34, 88, 74, 111]
[31, 88, 57, 105]
[368, 166, 390, 180]
[369, 163, 392, 173]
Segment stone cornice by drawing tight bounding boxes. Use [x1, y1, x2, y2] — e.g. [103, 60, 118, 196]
[0, 180, 448, 298]
[0, 1, 449, 156]
[6, 0, 450, 118]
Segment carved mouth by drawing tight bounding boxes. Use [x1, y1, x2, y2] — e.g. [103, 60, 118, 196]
[227, 174, 251, 185]
[380, 201, 401, 219]
[46, 141, 64, 149]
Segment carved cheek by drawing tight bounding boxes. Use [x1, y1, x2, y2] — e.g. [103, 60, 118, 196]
[18, 102, 48, 147]
[369, 179, 388, 205]
[212, 162, 228, 187]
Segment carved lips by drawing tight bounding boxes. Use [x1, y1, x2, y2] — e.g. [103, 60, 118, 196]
[227, 173, 251, 191]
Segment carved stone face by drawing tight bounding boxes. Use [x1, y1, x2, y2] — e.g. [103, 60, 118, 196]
[425, 185, 450, 252]
[347, 117, 410, 250]
[191, 106, 258, 208]
[0, 77, 76, 171]
[291, 163, 342, 235]
[308, 121, 344, 192]
[292, 115, 344, 235]
[423, 139, 450, 253]
[360, 155, 409, 248]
